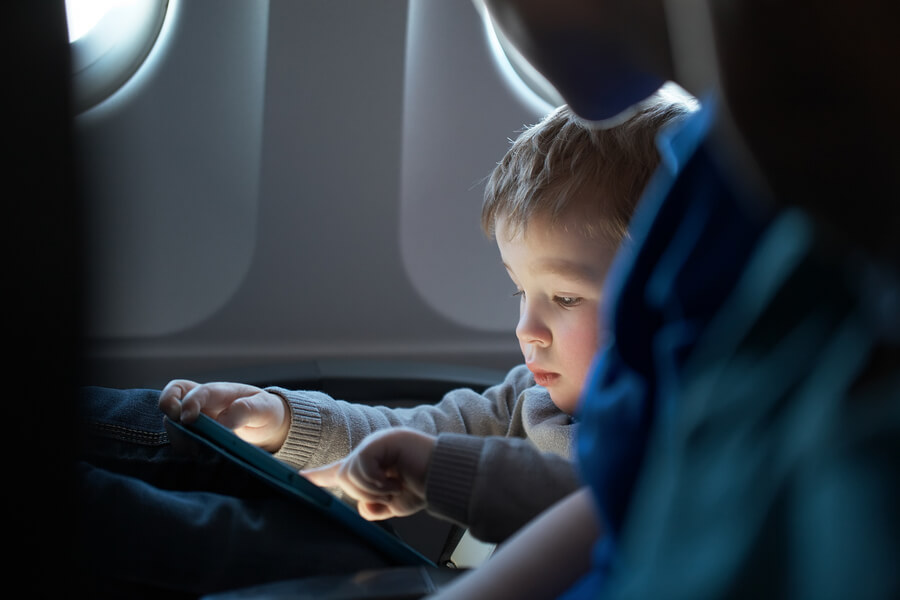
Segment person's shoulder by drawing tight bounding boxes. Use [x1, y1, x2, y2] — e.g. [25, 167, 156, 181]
[655, 94, 715, 175]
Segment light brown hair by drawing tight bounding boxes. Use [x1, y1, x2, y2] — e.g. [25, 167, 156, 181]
[482, 91, 696, 243]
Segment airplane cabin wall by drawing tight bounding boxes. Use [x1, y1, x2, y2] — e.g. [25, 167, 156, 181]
[78, 0, 552, 390]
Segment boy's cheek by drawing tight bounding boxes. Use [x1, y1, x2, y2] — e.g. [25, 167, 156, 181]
[564, 317, 601, 375]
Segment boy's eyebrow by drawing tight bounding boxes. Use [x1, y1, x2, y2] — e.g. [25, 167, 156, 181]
[536, 259, 602, 282]
[503, 259, 602, 283]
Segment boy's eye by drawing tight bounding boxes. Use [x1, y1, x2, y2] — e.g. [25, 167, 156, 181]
[555, 296, 582, 308]
[512, 289, 524, 298]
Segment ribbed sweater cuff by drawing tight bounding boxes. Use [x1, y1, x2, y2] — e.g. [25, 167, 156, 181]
[267, 387, 323, 468]
[425, 433, 485, 526]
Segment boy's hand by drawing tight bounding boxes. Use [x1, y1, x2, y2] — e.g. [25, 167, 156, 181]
[303, 428, 436, 521]
[158, 380, 291, 452]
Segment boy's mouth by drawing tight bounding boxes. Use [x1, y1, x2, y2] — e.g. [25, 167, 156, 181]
[527, 365, 560, 387]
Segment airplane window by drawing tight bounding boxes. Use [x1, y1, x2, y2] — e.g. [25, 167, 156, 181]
[66, 0, 171, 113]
[400, 0, 547, 333]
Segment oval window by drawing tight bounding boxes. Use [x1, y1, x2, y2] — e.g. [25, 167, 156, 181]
[66, 0, 170, 113]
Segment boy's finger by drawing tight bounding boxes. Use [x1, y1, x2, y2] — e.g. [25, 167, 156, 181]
[358, 501, 394, 521]
[158, 380, 199, 420]
[303, 462, 396, 507]
[180, 382, 256, 423]
[301, 462, 340, 488]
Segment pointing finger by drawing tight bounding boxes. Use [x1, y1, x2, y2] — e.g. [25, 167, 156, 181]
[301, 461, 341, 488]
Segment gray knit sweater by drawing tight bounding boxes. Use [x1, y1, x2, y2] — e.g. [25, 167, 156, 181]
[269, 364, 580, 542]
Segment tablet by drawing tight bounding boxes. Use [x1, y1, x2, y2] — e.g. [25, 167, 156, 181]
[165, 413, 436, 568]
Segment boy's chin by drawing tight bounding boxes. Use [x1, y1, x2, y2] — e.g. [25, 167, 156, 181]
[548, 388, 579, 416]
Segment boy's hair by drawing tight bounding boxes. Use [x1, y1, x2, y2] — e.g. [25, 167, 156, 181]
[482, 89, 697, 243]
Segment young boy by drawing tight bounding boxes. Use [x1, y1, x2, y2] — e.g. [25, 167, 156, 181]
[160, 93, 694, 541]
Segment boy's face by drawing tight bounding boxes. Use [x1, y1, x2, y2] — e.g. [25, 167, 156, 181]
[496, 212, 617, 415]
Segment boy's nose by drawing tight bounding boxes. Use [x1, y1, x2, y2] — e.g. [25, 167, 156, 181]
[516, 306, 551, 347]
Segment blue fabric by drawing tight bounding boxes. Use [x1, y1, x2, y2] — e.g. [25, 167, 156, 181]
[562, 97, 900, 598]
[601, 211, 900, 599]
[76, 387, 392, 597]
[563, 100, 771, 595]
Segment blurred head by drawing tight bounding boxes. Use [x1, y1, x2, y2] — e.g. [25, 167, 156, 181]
[483, 95, 695, 412]
[481, 0, 675, 122]
[485, 0, 900, 264]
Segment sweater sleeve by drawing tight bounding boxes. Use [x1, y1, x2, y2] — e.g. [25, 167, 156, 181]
[425, 432, 581, 543]
[268, 365, 536, 469]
